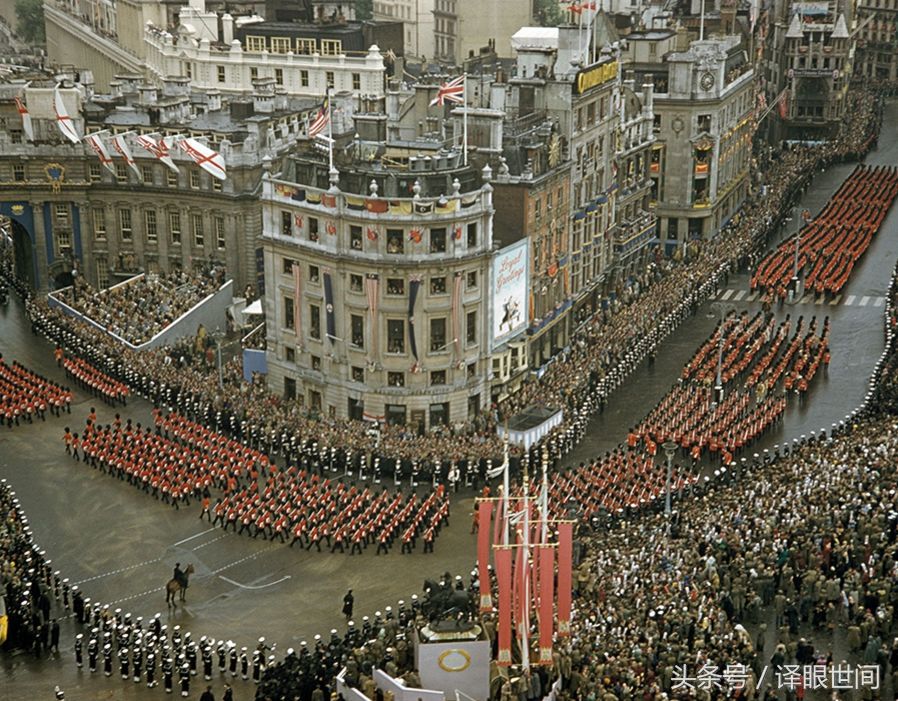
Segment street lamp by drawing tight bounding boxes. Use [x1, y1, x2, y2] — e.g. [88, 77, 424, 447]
[708, 302, 728, 406]
[662, 440, 678, 536]
[786, 206, 802, 301]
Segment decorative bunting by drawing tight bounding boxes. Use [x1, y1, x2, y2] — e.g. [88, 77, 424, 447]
[477, 500, 493, 612]
[54, 87, 80, 144]
[112, 134, 143, 181]
[557, 521, 573, 636]
[538, 545, 554, 664]
[14, 96, 33, 142]
[178, 137, 227, 181]
[495, 547, 513, 666]
[136, 134, 180, 174]
[83, 131, 115, 173]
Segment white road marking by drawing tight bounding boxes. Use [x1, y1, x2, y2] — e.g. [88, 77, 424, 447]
[733, 290, 746, 301]
[192, 534, 228, 551]
[859, 296, 870, 307]
[800, 294, 814, 305]
[830, 295, 842, 306]
[844, 295, 856, 306]
[746, 291, 759, 302]
[74, 557, 162, 585]
[171, 527, 218, 547]
[874, 297, 885, 307]
[219, 575, 292, 590]
[721, 289, 734, 300]
[815, 296, 824, 305]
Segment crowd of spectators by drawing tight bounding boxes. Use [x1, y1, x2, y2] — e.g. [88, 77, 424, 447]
[55, 267, 225, 346]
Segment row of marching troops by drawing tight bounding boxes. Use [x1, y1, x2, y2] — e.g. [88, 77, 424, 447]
[64, 409, 452, 554]
[0, 355, 72, 427]
[57, 348, 130, 406]
[751, 165, 898, 299]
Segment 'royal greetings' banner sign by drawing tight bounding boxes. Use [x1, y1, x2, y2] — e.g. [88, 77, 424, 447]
[491, 239, 529, 350]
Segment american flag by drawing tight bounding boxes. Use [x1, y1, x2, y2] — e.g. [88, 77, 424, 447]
[429, 75, 465, 106]
[308, 96, 330, 138]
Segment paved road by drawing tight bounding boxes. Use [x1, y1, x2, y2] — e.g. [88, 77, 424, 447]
[2, 104, 897, 700]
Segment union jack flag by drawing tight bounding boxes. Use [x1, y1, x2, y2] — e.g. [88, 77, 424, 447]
[308, 96, 330, 138]
[429, 75, 465, 106]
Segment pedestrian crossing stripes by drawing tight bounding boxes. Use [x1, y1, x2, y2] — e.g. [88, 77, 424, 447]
[714, 288, 886, 308]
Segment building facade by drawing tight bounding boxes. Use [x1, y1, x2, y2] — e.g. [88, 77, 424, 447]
[855, 0, 898, 82]
[0, 73, 305, 294]
[432, 0, 533, 64]
[262, 150, 497, 430]
[373, 0, 436, 59]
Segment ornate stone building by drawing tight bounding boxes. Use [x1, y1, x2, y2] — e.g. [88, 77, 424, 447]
[261, 146, 498, 429]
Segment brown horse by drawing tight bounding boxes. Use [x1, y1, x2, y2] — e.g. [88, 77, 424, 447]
[165, 563, 194, 607]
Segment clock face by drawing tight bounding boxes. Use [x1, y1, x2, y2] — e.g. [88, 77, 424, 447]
[700, 72, 714, 91]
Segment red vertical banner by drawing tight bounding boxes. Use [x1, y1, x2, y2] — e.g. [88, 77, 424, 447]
[495, 547, 513, 666]
[538, 545, 555, 664]
[492, 494, 505, 546]
[557, 521, 573, 636]
[477, 500, 493, 612]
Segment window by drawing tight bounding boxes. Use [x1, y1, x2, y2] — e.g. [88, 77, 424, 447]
[89, 164, 101, 182]
[250, 67, 258, 81]
[430, 317, 447, 352]
[12, 164, 25, 181]
[430, 402, 449, 426]
[388, 371, 405, 387]
[55, 204, 69, 226]
[350, 225, 363, 249]
[467, 222, 478, 247]
[55, 229, 71, 254]
[309, 304, 321, 340]
[309, 390, 322, 411]
[245, 35, 266, 52]
[466, 310, 477, 344]
[430, 227, 446, 253]
[275, 69, 284, 86]
[351, 314, 364, 348]
[326, 71, 335, 88]
[301, 70, 310, 87]
[145, 210, 158, 243]
[387, 278, 405, 295]
[141, 165, 154, 183]
[385, 404, 406, 426]
[284, 296, 295, 330]
[169, 211, 182, 244]
[467, 361, 477, 379]
[430, 276, 446, 294]
[468, 393, 480, 419]
[281, 211, 293, 236]
[213, 178, 223, 193]
[296, 38, 316, 54]
[284, 377, 296, 400]
[352, 73, 361, 91]
[321, 39, 342, 55]
[217, 65, 226, 83]
[351, 366, 364, 383]
[387, 319, 405, 353]
[167, 170, 178, 187]
[96, 258, 109, 289]
[270, 37, 291, 54]
[119, 209, 133, 240]
[285, 347, 295, 362]
[215, 216, 225, 248]
[466, 270, 477, 289]
[192, 214, 204, 247]
[431, 370, 446, 386]
[190, 170, 200, 189]
[350, 274, 363, 292]
[116, 164, 127, 183]
[308, 217, 319, 242]
[93, 209, 107, 240]
[311, 355, 321, 371]
[387, 229, 404, 253]
[308, 265, 320, 283]
[282, 257, 296, 275]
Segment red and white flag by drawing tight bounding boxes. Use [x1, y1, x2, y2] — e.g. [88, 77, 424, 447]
[54, 87, 80, 144]
[178, 137, 227, 181]
[112, 134, 142, 180]
[777, 88, 790, 120]
[429, 75, 465, 106]
[14, 95, 34, 142]
[136, 134, 179, 174]
[83, 131, 115, 173]
[308, 96, 330, 138]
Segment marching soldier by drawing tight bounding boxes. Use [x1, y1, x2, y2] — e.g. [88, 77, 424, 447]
[119, 647, 130, 680]
[179, 658, 191, 697]
[163, 656, 174, 694]
[202, 639, 213, 680]
[102, 643, 113, 677]
[146, 649, 157, 688]
[132, 641, 143, 683]
[239, 647, 249, 680]
[74, 633, 83, 668]
[87, 631, 98, 672]
[217, 640, 227, 674]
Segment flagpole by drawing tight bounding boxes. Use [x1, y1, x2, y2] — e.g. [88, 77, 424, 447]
[326, 87, 334, 173]
[700, 0, 706, 41]
[462, 73, 468, 166]
[520, 456, 530, 671]
[502, 430, 510, 546]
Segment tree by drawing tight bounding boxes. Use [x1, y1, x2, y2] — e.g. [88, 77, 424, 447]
[15, 0, 45, 44]
[534, 0, 565, 27]
[356, 0, 373, 21]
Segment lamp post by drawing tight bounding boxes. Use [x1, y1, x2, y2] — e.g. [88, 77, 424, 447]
[708, 302, 727, 407]
[662, 440, 678, 536]
[212, 327, 225, 389]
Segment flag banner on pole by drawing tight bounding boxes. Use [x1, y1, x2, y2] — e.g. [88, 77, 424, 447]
[84, 131, 115, 173]
[308, 96, 330, 138]
[365, 274, 379, 362]
[112, 134, 142, 180]
[136, 134, 179, 174]
[429, 75, 465, 106]
[538, 544, 555, 664]
[292, 263, 302, 345]
[557, 522, 573, 635]
[54, 87, 80, 143]
[179, 137, 227, 181]
[324, 271, 336, 344]
[408, 277, 420, 360]
[777, 89, 790, 120]
[495, 547, 513, 666]
[492, 491, 505, 545]
[14, 96, 34, 142]
[477, 500, 493, 612]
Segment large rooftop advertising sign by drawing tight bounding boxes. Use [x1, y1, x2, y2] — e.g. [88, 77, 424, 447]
[491, 239, 529, 350]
